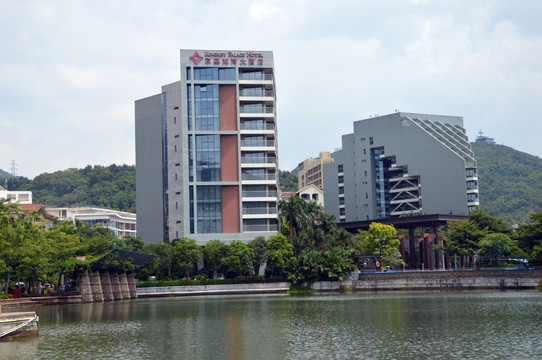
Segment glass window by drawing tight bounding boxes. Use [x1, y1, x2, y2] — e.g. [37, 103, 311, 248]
[187, 85, 192, 130]
[219, 68, 236, 80]
[196, 185, 222, 233]
[186, 67, 192, 80]
[194, 67, 218, 80]
[195, 85, 219, 130]
[338, 164, 343, 173]
[196, 135, 221, 181]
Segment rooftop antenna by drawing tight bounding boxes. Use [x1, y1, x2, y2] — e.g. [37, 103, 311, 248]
[10, 160, 17, 177]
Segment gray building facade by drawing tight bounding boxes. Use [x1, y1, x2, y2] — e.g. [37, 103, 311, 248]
[135, 49, 279, 244]
[323, 112, 479, 222]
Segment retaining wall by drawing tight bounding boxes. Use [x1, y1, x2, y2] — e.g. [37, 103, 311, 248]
[312, 270, 542, 292]
[137, 270, 542, 297]
[137, 282, 291, 297]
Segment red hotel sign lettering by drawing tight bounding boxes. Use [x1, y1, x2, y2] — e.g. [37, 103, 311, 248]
[190, 51, 264, 66]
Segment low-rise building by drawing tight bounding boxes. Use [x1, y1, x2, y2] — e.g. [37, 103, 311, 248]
[0, 185, 32, 204]
[46, 207, 137, 238]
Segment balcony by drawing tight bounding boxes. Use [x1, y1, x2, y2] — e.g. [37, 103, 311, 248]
[239, 89, 274, 97]
[241, 173, 276, 181]
[239, 73, 273, 81]
[241, 157, 276, 164]
[242, 207, 278, 215]
[240, 107, 274, 114]
[243, 224, 279, 232]
[240, 140, 275, 147]
[242, 190, 278, 198]
[240, 123, 275, 131]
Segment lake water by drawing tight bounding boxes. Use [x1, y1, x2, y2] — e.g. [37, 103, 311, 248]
[1, 291, 541, 359]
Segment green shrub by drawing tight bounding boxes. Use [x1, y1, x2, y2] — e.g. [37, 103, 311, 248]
[0, 294, 14, 299]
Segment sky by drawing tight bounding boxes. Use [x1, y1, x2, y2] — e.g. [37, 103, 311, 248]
[1, 0, 541, 178]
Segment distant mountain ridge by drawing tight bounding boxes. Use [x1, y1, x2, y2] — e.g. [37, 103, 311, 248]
[1, 143, 540, 224]
[472, 141, 542, 224]
[0, 168, 10, 178]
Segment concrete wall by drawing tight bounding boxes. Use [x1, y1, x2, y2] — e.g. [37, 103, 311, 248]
[135, 93, 165, 243]
[137, 282, 290, 297]
[312, 270, 542, 292]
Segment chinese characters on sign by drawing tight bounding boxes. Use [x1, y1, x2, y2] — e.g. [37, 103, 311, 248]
[190, 51, 265, 66]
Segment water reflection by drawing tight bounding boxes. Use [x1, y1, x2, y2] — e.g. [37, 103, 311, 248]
[0, 292, 540, 359]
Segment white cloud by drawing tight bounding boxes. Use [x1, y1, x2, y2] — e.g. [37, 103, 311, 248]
[0, 0, 541, 177]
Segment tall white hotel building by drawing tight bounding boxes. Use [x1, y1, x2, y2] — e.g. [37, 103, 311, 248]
[135, 49, 279, 244]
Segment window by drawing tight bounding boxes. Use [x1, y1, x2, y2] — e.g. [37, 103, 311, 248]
[340, 208, 345, 216]
[339, 187, 344, 194]
[186, 67, 192, 80]
[196, 135, 221, 181]
[194, 67, 218, 80]
[338, 164, 343, 172]
[339, 198, 345, 205]
[338, 175, 344, 183]
[369, 137, 374, 145]
[195, 85, 219, 130]
[196, 186, 222, 233]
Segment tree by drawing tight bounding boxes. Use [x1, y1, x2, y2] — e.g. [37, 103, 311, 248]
[0, 202, 43, 292]
[142, 242, 175, 279]
[516, 210, 542, 265]
[278, 196, 309, 238]
[478, 233, 516, 263]
[267, 234, 294, 277]
[359, 223, 403, 269]
[442, 219, 485, 267]
[172, 238, 200, 279]
[203, 240, 226, 279]
[468, 208, 511, 235]
[222, 241, 253, 277]
[248, 236, 268, 275]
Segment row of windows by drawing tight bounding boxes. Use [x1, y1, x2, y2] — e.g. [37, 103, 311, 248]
[187, 67, 237, 81]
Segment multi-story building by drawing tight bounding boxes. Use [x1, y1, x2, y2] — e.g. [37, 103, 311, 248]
[135, 49, 279, 244]
[0, 185, 32, 204]
[323, 112, 479, 222]
[297, 152, 334, 190]
[46, 207, 137, 238]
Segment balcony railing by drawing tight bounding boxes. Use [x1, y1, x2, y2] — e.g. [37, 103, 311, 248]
[240, 140, 275, 147]
[240, 107, 274, 114]
[239, 90, 274, 97]
[240, 73, 273, 81]
[242, 174, 276, 181]
[241, 157, 276, 164]
[242, 208, 278, 215]
[243, 224, 279, 232]
[240, 124, 275, 131]
[242, 190, 278, 198]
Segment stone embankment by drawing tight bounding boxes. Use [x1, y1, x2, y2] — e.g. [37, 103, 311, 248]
[137, 270, 542, 297]
[137, 282, 291, 297]
[312, 269, 542, 292]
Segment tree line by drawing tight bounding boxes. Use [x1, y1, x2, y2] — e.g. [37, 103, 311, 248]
[441, 208, 542, 267]
[0, 200, 143, 294]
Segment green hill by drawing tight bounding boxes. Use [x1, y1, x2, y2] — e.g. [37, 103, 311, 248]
[1, 144, 541, 224]
[0, 164, 135, 213]
[472, 141, 542, 224]
[0, 168, 10, 178]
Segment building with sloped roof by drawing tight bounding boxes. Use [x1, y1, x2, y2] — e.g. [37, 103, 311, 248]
[323, 112, 479, 223]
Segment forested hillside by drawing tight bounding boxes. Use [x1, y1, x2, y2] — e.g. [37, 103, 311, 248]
[472, 142, 542, 224]
[0, 168, 10, 178]
[0, 164, 135, 213]
[1, 143, 541, 225]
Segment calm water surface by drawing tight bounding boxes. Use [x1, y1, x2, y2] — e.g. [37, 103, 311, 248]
[1, 291, 541, 359]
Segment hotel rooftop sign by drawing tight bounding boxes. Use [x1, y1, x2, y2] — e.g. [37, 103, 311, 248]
[182, 49, 273, 67]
